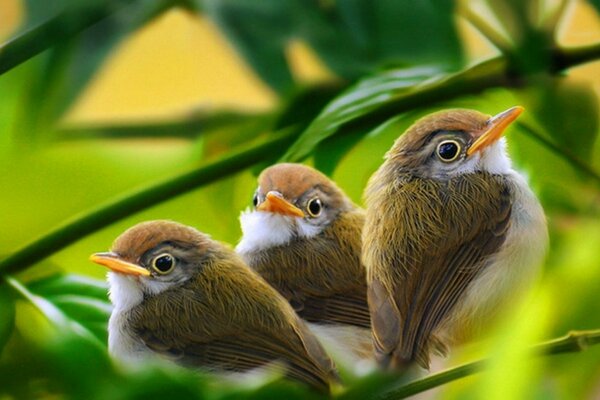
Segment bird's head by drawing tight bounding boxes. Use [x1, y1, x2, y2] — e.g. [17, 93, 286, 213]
[385, 106, 523, 179]
[90, 220, 211, 310]
[237, 163, 352, 253]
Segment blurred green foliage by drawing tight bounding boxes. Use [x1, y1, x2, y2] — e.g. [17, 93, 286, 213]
[1, 0, 600, 399]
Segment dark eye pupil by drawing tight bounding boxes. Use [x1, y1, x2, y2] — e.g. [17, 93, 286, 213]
[438, 142, 459, 160]
[155, 255, 173, 272]
[308, 199, 321, 216]
[252, 193, 259, 207]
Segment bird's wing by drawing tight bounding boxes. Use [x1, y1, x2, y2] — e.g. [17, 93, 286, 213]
[130, 276, 337, 391]
[365, 174, 512, 369]
[252, 210, 371, 328]
[290, 290, 371, 328]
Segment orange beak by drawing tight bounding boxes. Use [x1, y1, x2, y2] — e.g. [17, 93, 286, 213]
[257, 192, 305, 218]
[467, 106, 524, 156]
[90, 252, 151, 277]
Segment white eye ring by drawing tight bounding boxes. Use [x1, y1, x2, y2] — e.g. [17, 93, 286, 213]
[436, 140, 462, 162]
[152, 253, 175, 275]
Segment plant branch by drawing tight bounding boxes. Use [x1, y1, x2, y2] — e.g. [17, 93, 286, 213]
[0, 129, 298, 276]
[376, 329, 600, 400]
[552, 42, 600, 72]
[58, 111, 270, 140]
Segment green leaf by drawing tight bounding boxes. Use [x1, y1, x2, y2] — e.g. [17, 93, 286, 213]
[27, 273, 108, 300]
[590, 0, 600, 14]
[6, 277, 105, 346]
[203, 0, 463, 91]
[279, 64, 446, 162]
[14, 274, 111, 343]
[0, 284, 15, 354]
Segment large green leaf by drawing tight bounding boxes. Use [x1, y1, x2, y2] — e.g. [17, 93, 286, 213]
[203, 0, 463, 93]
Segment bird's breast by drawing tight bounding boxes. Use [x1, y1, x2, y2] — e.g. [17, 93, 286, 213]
[439, 170, 548, 343]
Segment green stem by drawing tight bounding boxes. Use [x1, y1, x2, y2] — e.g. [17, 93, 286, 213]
[376, 329, 600, 400]
[58, 111, 271, 140]
[0, 129, 298, 276]
[552, 42, 600, 72]
[0, 0, 138, 75]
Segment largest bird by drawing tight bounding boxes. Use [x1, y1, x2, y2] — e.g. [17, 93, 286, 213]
[363, 107, 548, 370]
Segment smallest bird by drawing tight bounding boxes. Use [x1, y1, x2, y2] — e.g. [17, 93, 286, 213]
[236, 163, 371, 366]
[90, 220, 339, 392]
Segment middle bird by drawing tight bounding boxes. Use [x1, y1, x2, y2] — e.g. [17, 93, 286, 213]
[236, 163, 371, 364]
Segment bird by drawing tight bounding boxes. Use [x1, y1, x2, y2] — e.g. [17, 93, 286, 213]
[89, 220, 339, 392]
[362, 106, 548, 370]
[235, 163, 372, 366]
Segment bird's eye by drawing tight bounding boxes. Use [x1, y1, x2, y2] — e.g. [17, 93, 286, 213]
[436, 140, 461, 162]
[252, 193, 259, 207]
[307, 198, 322, 217]
[152, 253, 175, 274]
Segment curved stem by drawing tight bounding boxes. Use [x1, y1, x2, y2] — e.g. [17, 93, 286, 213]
[376, 329, 600, 400]
[0, 129, 298, 275]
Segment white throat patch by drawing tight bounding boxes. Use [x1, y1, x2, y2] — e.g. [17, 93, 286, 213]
[478, 138, 512, 174]
[107, 272, 144, 312]
[236, 209, 321, 253]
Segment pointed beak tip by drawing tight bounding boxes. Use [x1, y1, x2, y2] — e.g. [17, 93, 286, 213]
[467, 105, 525, 156]
[88, 252, 151, 277]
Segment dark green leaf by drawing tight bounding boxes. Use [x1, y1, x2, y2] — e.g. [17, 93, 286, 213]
[203, 0, 463, 91]
[203, 0, 296, 93]
[590, 0, 600, 14]
[517, 77, 599, 163]
[0, 284, 15, 354]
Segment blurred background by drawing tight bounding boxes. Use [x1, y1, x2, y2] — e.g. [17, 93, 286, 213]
[0, 0, 599, 399]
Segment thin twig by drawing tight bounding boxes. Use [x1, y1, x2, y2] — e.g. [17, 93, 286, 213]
[376, 329, 600, 400]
